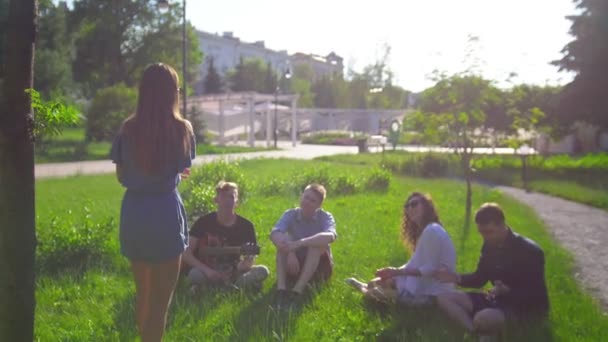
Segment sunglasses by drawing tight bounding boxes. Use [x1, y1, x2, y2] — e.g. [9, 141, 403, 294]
[405, 199, 420, 209]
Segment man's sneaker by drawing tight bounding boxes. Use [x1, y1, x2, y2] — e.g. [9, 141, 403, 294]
[274, 289, 302, 312]
[274, 289, 289, 310]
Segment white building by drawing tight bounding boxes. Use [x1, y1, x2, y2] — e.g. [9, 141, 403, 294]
[196, 30, 343, 93]
[289, 51, 343, 82]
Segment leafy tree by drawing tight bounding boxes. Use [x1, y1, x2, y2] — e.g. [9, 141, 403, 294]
[34, 0, 74, 98]
[505, 84, 561, 145]
[26, 88, 80, 151]
[553, 0, 608, 129]
[312, 76, 335, 107]
[406, 74, 496, 231]
[188, 104, 206, 144]
[0, 0, 37, 339]
[227, 58, 268, 92]
[290, 77, 314, 107]
[264, 61, 277, 94]
[69, 0, 202, 96]
[85, 84, 137, 142]
[347, 74, 369, 109]
[203, 57, 223, 94]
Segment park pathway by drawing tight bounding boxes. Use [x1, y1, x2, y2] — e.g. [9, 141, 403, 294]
[35, 142, 358, 178]
[497, 186, 608, 311]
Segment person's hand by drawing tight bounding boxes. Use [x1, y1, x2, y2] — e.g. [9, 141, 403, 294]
[237, 258, 253, 273]
[180, 168, 191, 180]
[375, 267, 400, 279]
[486, 280, 510, 300]
[286, 252, 300, 275]
[204, 268, 230, 283]
[433, 266, 460, 283]
[277, 239, 300, 253]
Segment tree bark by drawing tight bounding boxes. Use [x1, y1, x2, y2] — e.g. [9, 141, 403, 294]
[462, 132, 472, 233]
[0, 0, 38, 340]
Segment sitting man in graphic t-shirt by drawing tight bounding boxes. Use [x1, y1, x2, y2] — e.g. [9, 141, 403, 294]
[183, 181, 269, 292]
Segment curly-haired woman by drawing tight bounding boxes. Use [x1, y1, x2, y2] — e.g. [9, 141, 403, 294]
[346, 192, 456, 306]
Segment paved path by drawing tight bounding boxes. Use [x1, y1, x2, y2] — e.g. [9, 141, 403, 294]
[497, 186, 608, 310]
[35, 142, 359, 178]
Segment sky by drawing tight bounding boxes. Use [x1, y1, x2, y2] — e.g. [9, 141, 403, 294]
[186, 0, 578, 92]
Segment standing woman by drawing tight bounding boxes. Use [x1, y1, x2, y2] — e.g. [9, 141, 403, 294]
[110, 63, 195, 341]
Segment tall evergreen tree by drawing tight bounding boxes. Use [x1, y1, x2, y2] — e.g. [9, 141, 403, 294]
[203, 57, 222, 94]
[553, 0, 608, 129]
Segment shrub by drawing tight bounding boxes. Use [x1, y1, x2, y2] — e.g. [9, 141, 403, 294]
[419, 153, 450, 177]
[364, 167, 391, 191]
[85, 84, 136, 141]
[301, 130, 367, 145]
[294, 165, 332, 193]
[330, 173, 360, 195]
[258, 177, 288, 197]
[36, 212, 114, 274]
[181, 160, 249, 221]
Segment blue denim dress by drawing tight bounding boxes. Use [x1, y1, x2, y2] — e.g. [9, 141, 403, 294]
[110, 132, 196, 263]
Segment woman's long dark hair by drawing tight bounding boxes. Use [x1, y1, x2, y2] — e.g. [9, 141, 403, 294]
[121, 63, 193, 174]
[401, 192, 441, 251]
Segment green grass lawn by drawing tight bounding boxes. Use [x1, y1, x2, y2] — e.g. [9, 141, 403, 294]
[35, 158, 608, 341]
[35, 127, 274, 163]
[321, 152, 608, 211]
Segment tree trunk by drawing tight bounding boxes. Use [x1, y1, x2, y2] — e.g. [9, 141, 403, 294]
[461, 131, 472, 233]
[0, 0, 38, 340]
[463, 150, 472, 231]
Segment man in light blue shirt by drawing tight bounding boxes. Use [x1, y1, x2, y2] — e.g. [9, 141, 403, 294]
[270, 183, 337, 309]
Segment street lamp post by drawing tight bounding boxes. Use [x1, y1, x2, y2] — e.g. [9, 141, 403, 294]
[158, 0, 187, 117]
[517, 144, 532, 193]
[273, 68, 291, 148]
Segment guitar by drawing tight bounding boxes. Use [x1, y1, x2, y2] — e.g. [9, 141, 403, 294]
[199, 243, 261, 257]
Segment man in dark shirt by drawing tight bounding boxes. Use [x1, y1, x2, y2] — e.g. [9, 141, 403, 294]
[434, 203, 549, 336]
[182, 181, 269, 292]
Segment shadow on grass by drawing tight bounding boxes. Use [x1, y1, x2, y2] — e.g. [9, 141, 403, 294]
[112, 293, 138, 342]
[370, 302, 469, 342]
[370, 299, 554, 342]
[230, 281, 328, 341]
[112, 278, 230, 341]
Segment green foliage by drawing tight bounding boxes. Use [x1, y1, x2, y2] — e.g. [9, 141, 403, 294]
[27, 88, 80, 144]
[36, 211, 114, 274]
[301, 130, 368, 145]
[553, 0, 608, 129]
[203, 57, 223, 94]
[35, 0, 74, 98]
[290, 77, 315, 107]
[70, 0, 202, 95]
[85, 84, 136, 141]
[181, 160, 249, 221]
[380, 153, 456, 178]
[364, 167, 392, 191]
[228, 58, 270, 92]
[188, 104, 207, 144]
[255, 163, 391, 197]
